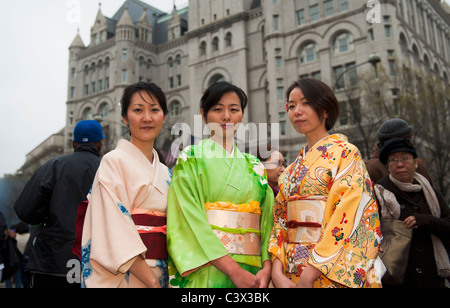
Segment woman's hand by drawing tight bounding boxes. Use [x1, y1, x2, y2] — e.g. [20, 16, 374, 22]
[256, 260, 272, 288]
[404, 215, 418, 229]
[296, 264, 322, 288]
[212, 255, 260, 288]
[271, 258, 296, 288]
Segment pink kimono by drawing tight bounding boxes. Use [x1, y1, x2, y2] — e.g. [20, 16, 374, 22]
[81, 140, 172, 288]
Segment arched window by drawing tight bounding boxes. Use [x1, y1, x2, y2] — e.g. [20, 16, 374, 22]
[225, 32, 232, 47]
[139, 56, 145, 68]
[81, 107, 93, 120]
[299, 42, 319, 63]
[99, 103, 109, 119]
[332, 32, 354, 55]
[168, 57, 174, 68]
[169, 101, 182, 117]
[175, 54, 181, 66]
[212, 37, 219, 51]
[208, 74, 225, 87]
[199, 41, 206, 55]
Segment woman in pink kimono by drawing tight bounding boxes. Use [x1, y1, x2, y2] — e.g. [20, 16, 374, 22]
[81, 82, 172, 288]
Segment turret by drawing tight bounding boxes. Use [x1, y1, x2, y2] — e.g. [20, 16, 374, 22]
[138, 7, 152, 43]
[90, 3, 109, 46]
[116, 5, 135, 41]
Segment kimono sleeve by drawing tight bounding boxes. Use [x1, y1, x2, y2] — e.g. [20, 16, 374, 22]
[83, 156, 147, 276]
[167, 149, 228, 276]
[268, 172, 289, 269]
[309, 145, 381, 288]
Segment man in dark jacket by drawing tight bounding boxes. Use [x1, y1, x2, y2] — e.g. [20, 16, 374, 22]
[14, 120, 105, 288]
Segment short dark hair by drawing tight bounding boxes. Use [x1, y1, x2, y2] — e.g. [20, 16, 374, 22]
[200, 81, 248, 116]
[286, 78, 340, 131]
[121, 82, 168, 117]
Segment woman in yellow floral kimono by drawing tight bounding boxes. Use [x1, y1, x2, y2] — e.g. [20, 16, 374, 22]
[269, 79, 384, 288]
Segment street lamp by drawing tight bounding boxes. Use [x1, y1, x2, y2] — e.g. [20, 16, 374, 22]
[333, 53, 381, 90]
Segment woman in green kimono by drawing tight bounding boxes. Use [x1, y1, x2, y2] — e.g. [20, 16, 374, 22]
[167, 82, 273, 288]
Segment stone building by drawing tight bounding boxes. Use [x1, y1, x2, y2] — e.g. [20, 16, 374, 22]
[21, 0, 450, 173]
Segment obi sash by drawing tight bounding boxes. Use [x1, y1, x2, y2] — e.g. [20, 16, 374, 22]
[287, 196, 327, 244]
[205, 201, 261, 256]
[131, 209, 168, 260]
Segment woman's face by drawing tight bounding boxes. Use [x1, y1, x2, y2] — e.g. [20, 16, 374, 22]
[287, 87, 326, 137]
[201, 91, 244, 140]
[387, 152, 418, 183]
[263, 151, 286, 188]
[122, 91, 166, 146]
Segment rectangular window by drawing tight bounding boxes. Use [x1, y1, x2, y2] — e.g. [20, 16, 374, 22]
[122, 49, 128, 60]
[122, 70, 127, 83]
[105, 77, 110, 89]
[333, 66, 345, 89]
[273, 15, 279, 31]
[324, 0, 334, 17]
[385, 25, 392, 38]
[84, 84, 89, 96]
[339, 0, 349, 11]
[296, 9, 305, 26]
[310, 5, 320, 22]
[98, 80, 103, 92]
[70, 87, 75, 99]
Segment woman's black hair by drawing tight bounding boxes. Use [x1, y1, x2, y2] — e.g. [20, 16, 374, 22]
[200, 81, 248, 117]
[286, 78, 340, 131]
[121, 82, 168, 117]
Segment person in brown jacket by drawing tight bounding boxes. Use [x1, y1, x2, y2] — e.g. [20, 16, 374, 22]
[365, 118, 433, 185]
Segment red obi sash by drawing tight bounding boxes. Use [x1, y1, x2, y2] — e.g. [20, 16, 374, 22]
[131, 212, 168, 260]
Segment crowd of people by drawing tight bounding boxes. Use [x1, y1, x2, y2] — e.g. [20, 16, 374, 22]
[1, 78, 449, 288]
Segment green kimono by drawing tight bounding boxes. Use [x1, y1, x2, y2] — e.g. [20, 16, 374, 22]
[167, 139, 274, 288]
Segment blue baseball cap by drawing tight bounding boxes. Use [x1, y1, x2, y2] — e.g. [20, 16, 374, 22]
[73, 120, 105, 143]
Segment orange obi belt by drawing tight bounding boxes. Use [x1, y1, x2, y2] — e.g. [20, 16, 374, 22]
[287, 196, 327, 244]
[131, 209, 168, 260]
[205, 201, 261, 256]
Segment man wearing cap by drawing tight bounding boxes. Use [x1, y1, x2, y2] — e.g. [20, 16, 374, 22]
[14, 120, 105, 288]
[365, 118, 433, 185]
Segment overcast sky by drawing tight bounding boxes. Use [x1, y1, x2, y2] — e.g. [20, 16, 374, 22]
[0, 0, 187, 177]
[0, 0, 449, 177]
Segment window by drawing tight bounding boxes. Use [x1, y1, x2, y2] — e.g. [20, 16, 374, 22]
[273, 15, 279, 31]
[324, 0, 334, 17]
[168, 57, 174, 68]
[332, 32, 354, 54]
[169, 77, 174, 89]
[276, 56, 282, 67]
[105, 77, 110, 89]
[225, 32, 232, 47]
[300, 42, 319, 63]
[84, 84, 89, 96]
[70, 87, 75, 99]
[169, 101, 182, 117]
[122, 49, 128, 61]
[385, 25, 392, 38]
[99, 103, 109, 119]
[212, 37, 219, 51]
[200, 41, 206, 55]
[296, 9, 305, 26]
[122, 70, 127, 83]
[339, 0, 349, 11]
[310, 5, 320, 22]
[339, 101, 348, 126]
[82, 107, 93, 120]
[98, 80, 103, 92]
[71, 68, 76, 79]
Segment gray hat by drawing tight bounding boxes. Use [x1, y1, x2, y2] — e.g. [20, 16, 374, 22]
[377, 118, 412, 143]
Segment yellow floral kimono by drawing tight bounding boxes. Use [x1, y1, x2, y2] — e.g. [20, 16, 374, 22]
[269, 134, 383, 288]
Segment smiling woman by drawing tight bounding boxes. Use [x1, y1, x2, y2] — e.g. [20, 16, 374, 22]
[81, 82, 173, 288]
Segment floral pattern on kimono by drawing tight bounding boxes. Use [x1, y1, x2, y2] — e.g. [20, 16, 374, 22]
[81, 140, 172, 288]
[268, 134, 383, 288]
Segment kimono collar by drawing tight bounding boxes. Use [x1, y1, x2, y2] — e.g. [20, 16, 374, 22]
[116, 139, 160, 170]
[298, 134, 348, 167]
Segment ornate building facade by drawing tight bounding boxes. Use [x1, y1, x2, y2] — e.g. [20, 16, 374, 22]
[22, 0, 449, 174]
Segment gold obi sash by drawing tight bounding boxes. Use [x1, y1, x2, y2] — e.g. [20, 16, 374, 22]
[205, 201, 261, 256]
[287, 196, 327, 244]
